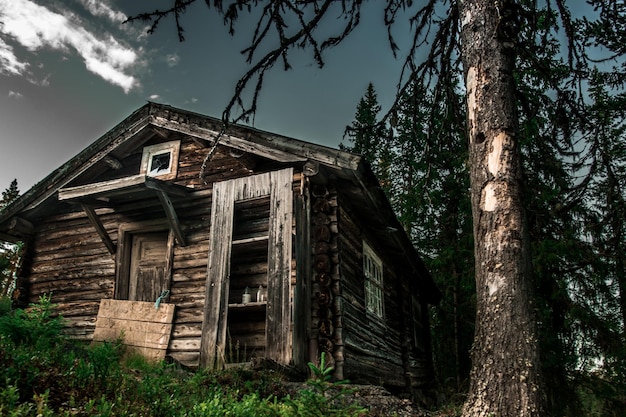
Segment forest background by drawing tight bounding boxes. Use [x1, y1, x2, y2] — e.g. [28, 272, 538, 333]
[337, 2, 626, 414]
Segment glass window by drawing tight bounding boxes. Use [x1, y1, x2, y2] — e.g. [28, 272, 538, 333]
[140, 140, 180, 180]
[363, 241, 384, 318]
[149, 152, 172, 175]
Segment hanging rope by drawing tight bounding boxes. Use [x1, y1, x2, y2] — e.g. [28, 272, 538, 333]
[154, 290, 170, 310]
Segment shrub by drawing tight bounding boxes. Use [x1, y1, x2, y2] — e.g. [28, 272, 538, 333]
[1, 297, 370, 416]
[0, 294, 64, 349]
[191, 390, 285, 417]
[0, 295, 69, 406]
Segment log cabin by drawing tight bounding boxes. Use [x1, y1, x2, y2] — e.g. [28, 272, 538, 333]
[0, 103, 440, 399]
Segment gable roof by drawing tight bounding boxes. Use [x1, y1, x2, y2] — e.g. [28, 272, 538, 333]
[0, 103, 359, 227]
[0, 102, 440, 303]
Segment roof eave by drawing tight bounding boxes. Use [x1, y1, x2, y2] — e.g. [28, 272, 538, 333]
[0, 104, 154, 236]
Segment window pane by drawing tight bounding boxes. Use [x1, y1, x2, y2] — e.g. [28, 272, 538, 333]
[363, 242, 384, 318]
[149, 152, 171, 175]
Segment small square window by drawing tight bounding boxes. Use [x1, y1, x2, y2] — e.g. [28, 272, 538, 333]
[140, 141, 180, 180]
[149, 152, 172, 175]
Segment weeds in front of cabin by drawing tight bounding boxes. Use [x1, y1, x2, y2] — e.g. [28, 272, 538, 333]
[284, 352, 367, 417]
[226, 333, 249, 364]
[0, 295, 368, 416]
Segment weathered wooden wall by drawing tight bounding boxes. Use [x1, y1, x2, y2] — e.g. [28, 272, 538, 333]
[24, 135, 300, 368]
[335, 192, 435, 393]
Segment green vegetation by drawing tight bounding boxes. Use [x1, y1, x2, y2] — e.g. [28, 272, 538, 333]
[0, 296, 367, 416]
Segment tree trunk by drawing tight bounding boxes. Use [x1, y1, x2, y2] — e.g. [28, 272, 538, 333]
[458, 1, 544, 416]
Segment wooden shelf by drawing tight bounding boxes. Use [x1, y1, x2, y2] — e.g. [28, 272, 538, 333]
[228, 301, 267, 312]
[231, 235, 269, 246]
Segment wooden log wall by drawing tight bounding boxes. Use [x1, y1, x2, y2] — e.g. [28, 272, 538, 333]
[335, 197, 415, 390]
[24, 135, 302, 369]
[28, 210, 117, 339]
[310, 183, 344, 379]
[335, 194, 437, 399]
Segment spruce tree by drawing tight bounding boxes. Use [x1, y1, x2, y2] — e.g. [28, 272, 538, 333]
[0, 179, 21, 299]
[343, 83, 393, 195]
[1, 179, 19, 210]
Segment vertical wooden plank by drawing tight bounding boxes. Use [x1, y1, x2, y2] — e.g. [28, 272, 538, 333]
[115, 230, 131, 300]
[266, 168, 294, 364]
[164, 230, 175, 292]
[200, 181, 235, 368]
[232, 172, 271, 201]
[293, 181, 311, 370]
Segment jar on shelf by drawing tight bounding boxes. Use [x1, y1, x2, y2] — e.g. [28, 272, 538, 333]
[242, 286, 251, 304]
[257, 285, 265, 302]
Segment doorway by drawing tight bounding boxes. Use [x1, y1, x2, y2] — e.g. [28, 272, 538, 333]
[128, 232, 169, 302]
[115, 223, 174, 302]
[200, 168, 294, 367]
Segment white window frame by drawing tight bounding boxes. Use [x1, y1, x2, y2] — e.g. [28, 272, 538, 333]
[363, 241, 384, 318]
[140, 140, 181, 180]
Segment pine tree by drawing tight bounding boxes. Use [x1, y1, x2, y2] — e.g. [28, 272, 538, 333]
[573, 75, 626, 413]
[1, 179, 22, 299]
[343, 83, 382, 157]
[388, 80, 475, 393]
[342, 83, 393, 195]
[1, 179, 19, 209]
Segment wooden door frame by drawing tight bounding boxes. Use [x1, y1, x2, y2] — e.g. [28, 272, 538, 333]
[200, 168, 294, 368]
[114, 219, 175, 300]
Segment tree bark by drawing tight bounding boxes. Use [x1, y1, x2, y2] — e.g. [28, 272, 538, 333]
[458, 1, 544, 416]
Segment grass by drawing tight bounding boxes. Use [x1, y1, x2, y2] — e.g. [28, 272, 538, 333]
[5, 295, 623, 417]
[0, 295, 366, 416]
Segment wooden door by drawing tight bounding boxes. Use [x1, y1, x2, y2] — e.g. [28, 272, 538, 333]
[128, 232, 169, 302]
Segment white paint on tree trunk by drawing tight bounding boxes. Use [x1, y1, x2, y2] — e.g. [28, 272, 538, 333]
[462, 10, 472, 27]
[482, 182, 497, 211]
[466, 66, 477, 138]
[488, 132, 505, 176]
[487, 272, 504, 296]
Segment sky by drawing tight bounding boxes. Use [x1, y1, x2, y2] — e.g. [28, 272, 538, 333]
[0, 0, 407, 193]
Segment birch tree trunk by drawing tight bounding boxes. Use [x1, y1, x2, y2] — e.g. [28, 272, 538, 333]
[458, 1, 544, 416]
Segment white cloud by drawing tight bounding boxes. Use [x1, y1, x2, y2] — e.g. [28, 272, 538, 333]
[32, 74, 50, 87]
[78, 0, 126, 23]
[0, 38, 28, 75]
[0, 0, 141, 92]
[8, 90, 23, 98]
[166, 53, 180, 67]
[149, 94, 161, 100]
